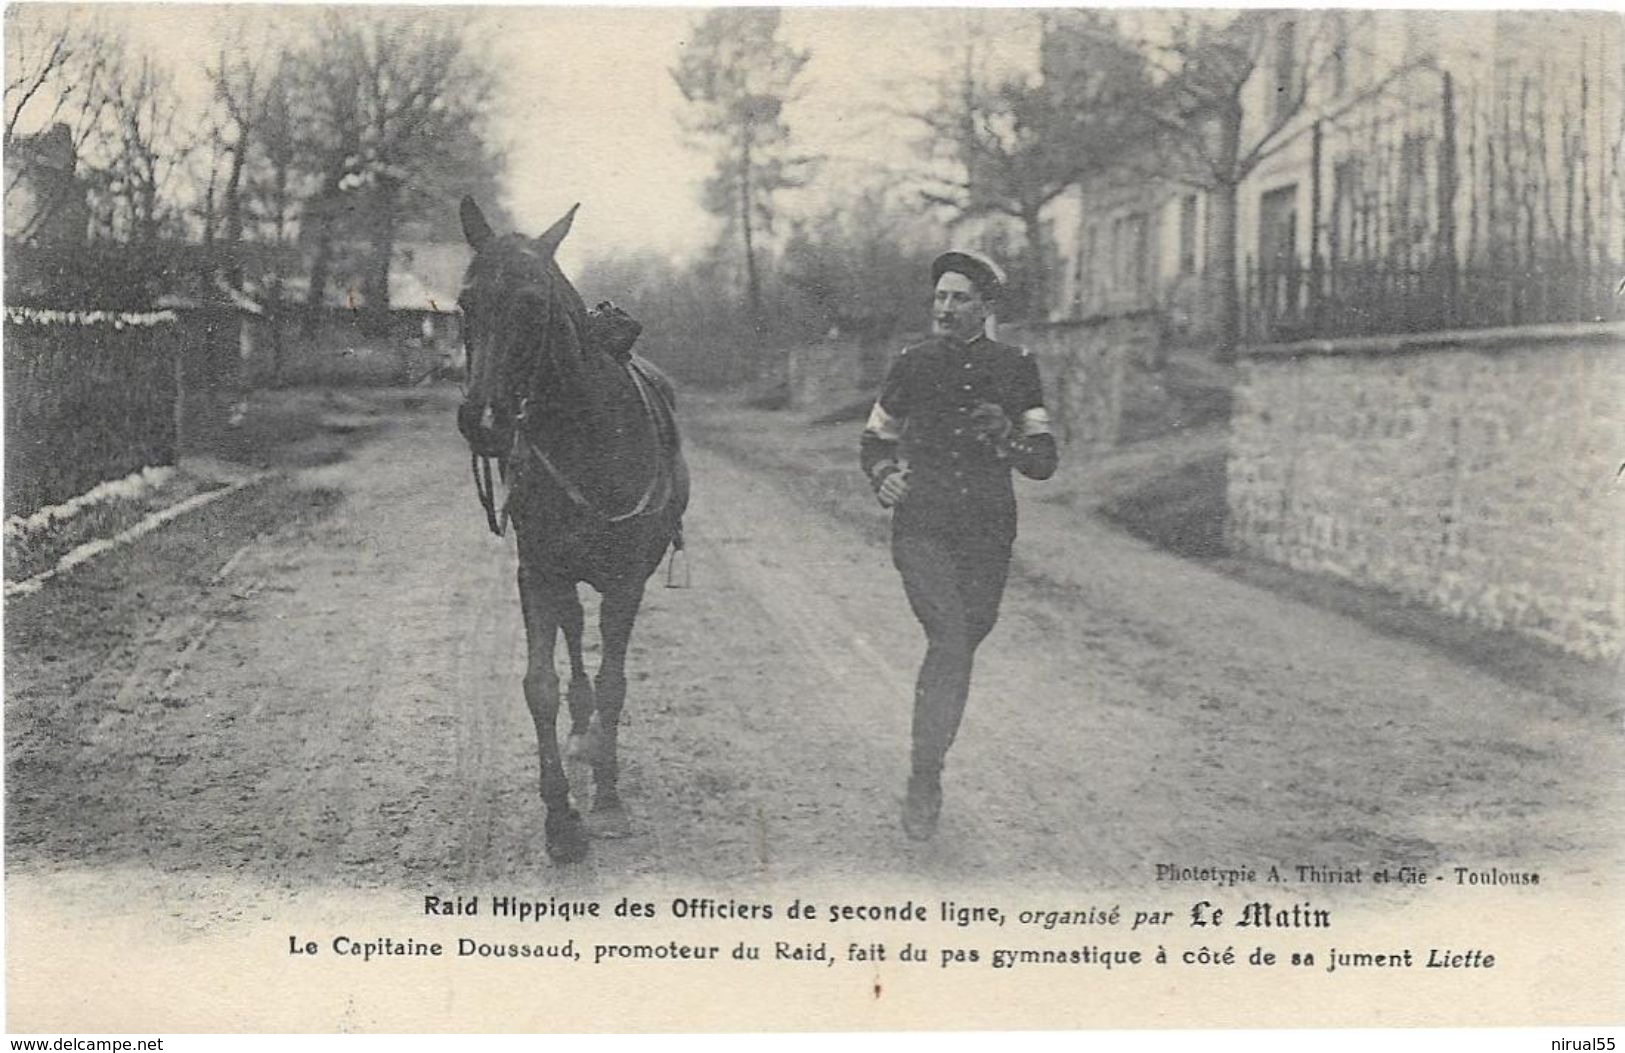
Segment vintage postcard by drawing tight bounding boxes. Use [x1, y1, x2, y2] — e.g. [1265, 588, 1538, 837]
[4, 2, 1621, 1037]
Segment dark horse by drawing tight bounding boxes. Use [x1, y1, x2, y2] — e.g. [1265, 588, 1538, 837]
[455, 197, 688, 863]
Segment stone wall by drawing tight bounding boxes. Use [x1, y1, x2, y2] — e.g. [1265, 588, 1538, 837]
[1228, 322, 1625, 660]
[1006, 311, 1163, 452]
[786, 336, 870, 410]
[805, 312, 1173, 448]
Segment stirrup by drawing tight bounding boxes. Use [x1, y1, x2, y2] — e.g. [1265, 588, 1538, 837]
[664, 545, 690, 589]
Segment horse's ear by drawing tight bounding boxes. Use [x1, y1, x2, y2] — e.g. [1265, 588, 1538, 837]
[533, 203, 580, 258]
[460, 196, 494, 250]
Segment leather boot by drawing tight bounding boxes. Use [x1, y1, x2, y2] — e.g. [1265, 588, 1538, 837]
[902, 771, 943, 841]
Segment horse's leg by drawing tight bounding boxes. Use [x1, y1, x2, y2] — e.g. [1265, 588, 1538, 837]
[560, 584, 596, 759]
[518, 564, 588, 863]
[588, 578, 646, 836]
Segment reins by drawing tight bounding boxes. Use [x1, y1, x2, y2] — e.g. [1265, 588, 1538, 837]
[515, 361, 674, 526]
[470, 450, 508, 536]
[468, 362, 675, 538]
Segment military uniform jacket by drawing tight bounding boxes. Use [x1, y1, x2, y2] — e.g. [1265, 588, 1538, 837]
[860, 334, 1057, 544]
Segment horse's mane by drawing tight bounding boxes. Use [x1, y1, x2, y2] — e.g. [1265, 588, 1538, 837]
[546, 259, 589, 340]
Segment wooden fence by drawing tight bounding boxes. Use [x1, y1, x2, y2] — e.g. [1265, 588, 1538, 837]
[3, 306, 250, 518]
[4, 309, 181, 516]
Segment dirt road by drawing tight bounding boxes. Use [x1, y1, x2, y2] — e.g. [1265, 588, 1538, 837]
[6, 386, 1621, 919]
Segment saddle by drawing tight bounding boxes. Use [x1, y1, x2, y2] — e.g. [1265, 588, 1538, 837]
[586, 301, 679, 460]
[521, 302, 681, 532]
[616, 354, 681, 519]
[586, 301, 642, 362]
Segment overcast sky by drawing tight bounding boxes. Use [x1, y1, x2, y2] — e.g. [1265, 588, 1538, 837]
[487, 7, 1037, 271]
[29, 4, 1041, 272]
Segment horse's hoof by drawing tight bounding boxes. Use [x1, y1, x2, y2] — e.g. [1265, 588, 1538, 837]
[588, 801, 632, 839]
[545, 810, 589, 863]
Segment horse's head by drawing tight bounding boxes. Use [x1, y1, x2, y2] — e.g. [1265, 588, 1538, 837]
[456, 196, 589, 458]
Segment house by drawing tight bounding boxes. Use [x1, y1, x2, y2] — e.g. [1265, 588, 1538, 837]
[1049, 172, 1205, 334]
[391, 240, 466, 353]
[1049, 10, 1624, 343]
[4, 123, 88, 247]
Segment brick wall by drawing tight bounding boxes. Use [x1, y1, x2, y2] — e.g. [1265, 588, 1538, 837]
[1228, 322, 1625, 660]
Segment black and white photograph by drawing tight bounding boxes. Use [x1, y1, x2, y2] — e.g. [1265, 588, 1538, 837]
[3, 2, 1622, 1038]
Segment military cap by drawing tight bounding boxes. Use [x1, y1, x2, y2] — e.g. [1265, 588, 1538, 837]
[931, 249, 1005, 302]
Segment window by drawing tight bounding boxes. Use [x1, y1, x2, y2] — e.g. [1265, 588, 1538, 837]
[1259, 185, 1298, 272]
[1273, 18, 1298, 121]
[1112, 211, 1150, 306]
[1397, 134, 1430, 248]
[1178, 195, 1199, 276]
[1330, 159, 1361, 262]
[1074, 222, 1096, 316]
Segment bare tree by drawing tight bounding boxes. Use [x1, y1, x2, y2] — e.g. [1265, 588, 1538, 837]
[4, 9, 117, 242]
[101, 54, 192, 246]
[283, 10, 500, 332]
[781, 182, 938, 352]
[244, 57, 304, 383]
[1121, 10, 1426, 355]
[247, 60, 300, 253]
[206, 39, 274, 288]
[348, 13, 497, 332]
[913, 11, 1152, 317]
[672, 8, 817, 349]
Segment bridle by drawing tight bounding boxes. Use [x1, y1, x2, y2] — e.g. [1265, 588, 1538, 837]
[511, 362, 674, 527]
[463, 264, 674, 538]
[468, 371, 676, 539]
[471, 448, 507, 535]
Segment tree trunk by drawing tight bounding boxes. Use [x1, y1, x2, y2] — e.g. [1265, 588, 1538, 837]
[1206, 179, 1241, 361]
[304, 155, 348, 337]
[363, 176, 399, 338]
[304, 197, 336, 338]
[268, 154, 290, 382]
[1020, 205, 1048, 323]
[202, 181, 217, 248]
[739, 131, 763, 366]
[1437, 72, 1459, 327]
[1209, 102, 1245, 361]
[267, 275, 285, 387]
[222, 125, 249, 290]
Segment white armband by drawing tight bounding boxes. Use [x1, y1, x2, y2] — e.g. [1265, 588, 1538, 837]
[1018, 407, 1052, 437]
[863, 402, 904, 441]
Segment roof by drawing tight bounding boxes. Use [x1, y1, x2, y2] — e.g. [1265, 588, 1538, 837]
[277, 273, 458, 315]
[388, 270, 456, 313]
[153, 277, 266, 316]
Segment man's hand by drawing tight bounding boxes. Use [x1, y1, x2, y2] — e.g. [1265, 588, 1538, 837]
[875, 465, 911, 508]
[969, 402, 1012, 446]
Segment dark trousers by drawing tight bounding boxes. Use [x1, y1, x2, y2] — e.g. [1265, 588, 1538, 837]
[891, 529, 1012, 777]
